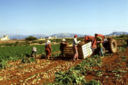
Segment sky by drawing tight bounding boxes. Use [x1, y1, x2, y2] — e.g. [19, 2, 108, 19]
[0, 0, 128, 35]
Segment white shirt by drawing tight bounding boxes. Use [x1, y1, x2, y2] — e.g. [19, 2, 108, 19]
[45, 40, 51, 45]
[73, 38, 79, 45]
[32, 47, 37, 52]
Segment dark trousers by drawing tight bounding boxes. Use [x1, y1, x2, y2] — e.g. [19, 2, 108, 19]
[31, 51, 36, 58]
[97, 47, 104, 56]
[60, 49, 64, 56]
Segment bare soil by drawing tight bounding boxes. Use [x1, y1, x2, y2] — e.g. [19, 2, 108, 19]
[0, 57, 82, 85]
[0, 46, 127, 85]
[85, 48, 128, 85]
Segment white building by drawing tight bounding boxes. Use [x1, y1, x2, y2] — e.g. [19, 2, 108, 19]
[0, 35, 10, 41]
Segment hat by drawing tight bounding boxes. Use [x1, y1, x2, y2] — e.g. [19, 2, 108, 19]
[62, 38, 66, 42]
[74, 35, 77, 38]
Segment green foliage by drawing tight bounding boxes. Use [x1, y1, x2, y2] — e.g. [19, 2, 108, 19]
[21, 57, 30, 63]
[21, 57, 35, 63]
[25, 36, 37, 41]
[0, 44, 59, 61]
[114, 34, 128, 40]
[14, 41, 19, 46]
[0, 59, 7, 69]
[96, 70, 103, 77]
[73, 64, 87, 75]
[119, 34, 128, 39]
[84, 56, 102, 68]
[31, 40, 45, 44]
[53, 70, 86, 85]
[51, 55, 102, 85]
[0, 42, 33, 47]
[121, 56, 127, 62]
[0, 43, 15, 47]
[86, 80, 101, 85]
[118, 47, 126, 52]
[51, 39, 62, 43]
[38, 40, 45, 44]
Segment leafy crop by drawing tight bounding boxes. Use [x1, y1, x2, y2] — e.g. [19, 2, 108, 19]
[21, 57, 36, 63]
[0, 59, 7, 69]
[54, 71, 85, 85]
[0, 44, 60, 68]
[50, 55, 102, 85]
[0, 44, 59, 60]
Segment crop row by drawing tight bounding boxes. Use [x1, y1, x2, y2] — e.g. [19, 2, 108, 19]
[0, 44, 60, 69]
[0, 44, 59, 60]
[50, 55, 102, 85]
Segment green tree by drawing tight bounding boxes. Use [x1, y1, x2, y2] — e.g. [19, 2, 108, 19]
[25, 36, 37, 41]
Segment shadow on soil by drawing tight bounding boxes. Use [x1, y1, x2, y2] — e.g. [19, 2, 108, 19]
[40, 54, 73, 61]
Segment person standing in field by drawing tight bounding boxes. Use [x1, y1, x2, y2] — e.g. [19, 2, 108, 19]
[60, 38, 67, 57]
[31, 47, 37, 58]
[95, 34, 104, 56]
[73, 35, 80, 61]
[45, 38, 52, 59]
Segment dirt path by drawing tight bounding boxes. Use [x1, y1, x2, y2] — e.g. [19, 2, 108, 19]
[0, 58, 82, 85]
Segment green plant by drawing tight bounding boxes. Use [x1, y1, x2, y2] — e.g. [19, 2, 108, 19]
[118, 47, 126, 52]
[25, 36, 37, 41]
[96, 70, 103, 77]
[86, 80, 101, 85]
[50, 54, 102, 85]
[21, 57, 35, 63]
[38, 40, 45, 44]
[0, 60, 7, 69]
[73, 64, 87, 75]
[0, 44, 60, 63]
[14, 41, 19, 46]
[121, 56, 127, 62]
[54, 70, 86, 85]
[84, 56, 102, 68]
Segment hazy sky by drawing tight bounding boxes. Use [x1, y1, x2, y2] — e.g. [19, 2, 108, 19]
[0, 0, 128, 35]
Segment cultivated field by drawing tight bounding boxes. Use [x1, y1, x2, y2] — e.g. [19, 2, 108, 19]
[0, 35, 128, 85]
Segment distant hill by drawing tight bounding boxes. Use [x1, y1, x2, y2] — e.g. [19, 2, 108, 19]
[7, 33, 85, 39]
[8, 34, 47, 40]
[9, 35, 28, 39]
[51, 33, 85, 38]
[29, 34, 47, 39]
[1, 32, 128, 40]
[107, 32, 128, 36]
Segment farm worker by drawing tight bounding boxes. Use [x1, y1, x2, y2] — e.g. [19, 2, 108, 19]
[73, 35, 81, 61]
[45, 38, 52, 59]
[31, 47, 37, 58]
[92, 34, 105, 49]
[60, 38, 67, 57]
[95, 34, 104, 56]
